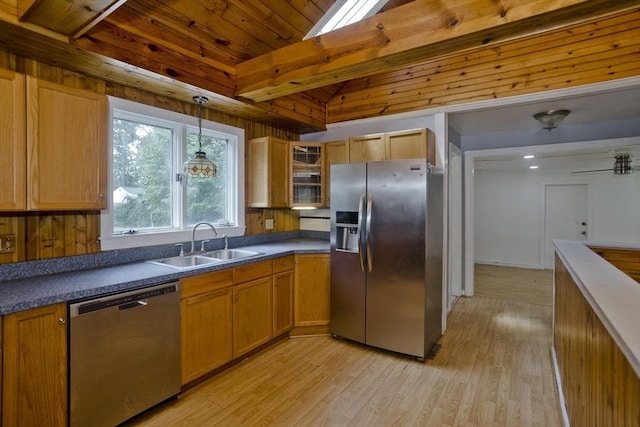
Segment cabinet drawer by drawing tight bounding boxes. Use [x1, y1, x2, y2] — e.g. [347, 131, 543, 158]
[233, 260, 273, 284]
[272, 255, 294, 273]
[181, 269, 233, 299]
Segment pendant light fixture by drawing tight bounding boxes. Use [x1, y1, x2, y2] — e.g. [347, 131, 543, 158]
[184, 95, 217, 178]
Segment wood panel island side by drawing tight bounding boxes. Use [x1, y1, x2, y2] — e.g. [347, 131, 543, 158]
[553, 240, 639, 427]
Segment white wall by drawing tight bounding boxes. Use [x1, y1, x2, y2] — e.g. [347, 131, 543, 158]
[474, 167, 640, 268]
[475, 169, 542, 268]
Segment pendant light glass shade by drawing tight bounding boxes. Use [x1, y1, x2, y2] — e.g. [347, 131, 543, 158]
[185, 96, 217, 178]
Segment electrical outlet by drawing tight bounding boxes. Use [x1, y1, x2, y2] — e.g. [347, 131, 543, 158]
[265, 219, 274, 230]
[0, 234, 16, 253]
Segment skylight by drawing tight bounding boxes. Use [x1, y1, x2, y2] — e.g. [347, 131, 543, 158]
[304, 0, 389, 39]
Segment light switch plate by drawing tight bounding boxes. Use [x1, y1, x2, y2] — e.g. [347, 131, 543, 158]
[0, 234, 16, 253]
[265, 219, 274, 230]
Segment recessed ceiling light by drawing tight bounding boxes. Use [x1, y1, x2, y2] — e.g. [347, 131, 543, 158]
[529, 165, 539, 169]
[523, 155, 535, 159]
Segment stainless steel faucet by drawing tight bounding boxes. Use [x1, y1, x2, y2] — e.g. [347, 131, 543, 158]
[191, 222, 217, 253]
[223, 235, 228, 250]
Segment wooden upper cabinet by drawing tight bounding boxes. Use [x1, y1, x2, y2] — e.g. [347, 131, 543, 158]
[0, 69, 26, 211]
[290, 142, 324, 208]
[247, 136, 289, 208]
[385, 128, 435, 164]
[324, 140, 348, 207]
[349, 133, 385, 163]
[26, 77, 107, 210]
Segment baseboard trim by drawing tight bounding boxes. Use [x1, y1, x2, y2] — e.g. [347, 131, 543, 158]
[550, 346, 571, 427]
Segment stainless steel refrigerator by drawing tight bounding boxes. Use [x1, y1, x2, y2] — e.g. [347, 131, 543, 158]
[330, 159, 443, 361]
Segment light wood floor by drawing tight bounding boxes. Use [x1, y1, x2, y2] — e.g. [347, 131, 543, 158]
[126, 294, 562, 426]
[474, 264, 554, 307]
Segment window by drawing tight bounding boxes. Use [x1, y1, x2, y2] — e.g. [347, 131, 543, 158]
[304, 0, 388, 39]
[101, 97, 245, 250]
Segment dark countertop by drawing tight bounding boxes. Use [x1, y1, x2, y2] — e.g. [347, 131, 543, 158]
[0, 239, 329, 315]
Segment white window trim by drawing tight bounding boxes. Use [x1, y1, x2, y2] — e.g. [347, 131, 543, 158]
[100, 96, 246, 251]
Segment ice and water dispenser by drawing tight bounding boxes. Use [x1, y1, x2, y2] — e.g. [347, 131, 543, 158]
[335, 211, 359, 252]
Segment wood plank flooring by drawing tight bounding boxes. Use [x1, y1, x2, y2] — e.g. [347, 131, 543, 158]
[126, 275, 562, 426]
[474, 264, 553, 307]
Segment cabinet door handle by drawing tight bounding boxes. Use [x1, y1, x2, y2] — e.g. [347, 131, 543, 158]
[58, 317, 66, 324]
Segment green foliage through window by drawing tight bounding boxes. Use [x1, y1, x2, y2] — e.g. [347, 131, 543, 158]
[111, 112, 233, 234]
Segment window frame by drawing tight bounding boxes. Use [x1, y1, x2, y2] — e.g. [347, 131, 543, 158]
[100, 97, 245, 251]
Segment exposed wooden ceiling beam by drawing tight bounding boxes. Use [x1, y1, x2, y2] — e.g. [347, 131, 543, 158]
[236, 0, 640, 102]
[0, 17, 326, 132]
[17, 0, 128, 37]
[73, 0, 129, 39]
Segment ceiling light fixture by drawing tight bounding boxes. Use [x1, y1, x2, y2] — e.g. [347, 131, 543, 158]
[529, 165, 539, 169]
[533, 109, 571, 130]
[184, 96, 217, 178]
[523, 155, 535, 159]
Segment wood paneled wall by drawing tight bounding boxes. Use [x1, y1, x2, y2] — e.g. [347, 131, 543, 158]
[245, 209, 299, 236]
[0, 51, 300, 263]
[554, 254, 640, 426]
[589, 246, 640, 283]
[328, 9, 640, 123]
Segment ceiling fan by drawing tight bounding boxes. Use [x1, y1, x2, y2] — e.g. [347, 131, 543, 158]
[572, 154, 639, 175]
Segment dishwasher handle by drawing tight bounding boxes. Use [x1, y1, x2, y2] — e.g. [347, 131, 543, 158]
[119, 300, 148, 311]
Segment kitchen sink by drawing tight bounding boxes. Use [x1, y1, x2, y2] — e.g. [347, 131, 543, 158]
[148, 249, 263, 270]
[202, 249, 262, 260]
[148, 255, 221, 270]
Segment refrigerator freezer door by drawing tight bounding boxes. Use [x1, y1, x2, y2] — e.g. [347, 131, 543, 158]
[365, 159, 427, 357]
[330, 162, 367, 343]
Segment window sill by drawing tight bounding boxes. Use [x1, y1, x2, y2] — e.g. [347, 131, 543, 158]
[100, 226, 247, 251]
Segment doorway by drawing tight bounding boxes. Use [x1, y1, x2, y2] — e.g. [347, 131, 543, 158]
[543, 184, 588, 268]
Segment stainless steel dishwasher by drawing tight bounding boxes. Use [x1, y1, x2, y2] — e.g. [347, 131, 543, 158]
[69, 282, 181, 427]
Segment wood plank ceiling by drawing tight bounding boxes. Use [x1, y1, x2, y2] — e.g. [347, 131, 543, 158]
[1, 0, 638, 133]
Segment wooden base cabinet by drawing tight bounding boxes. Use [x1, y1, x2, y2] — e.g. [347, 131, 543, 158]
[181, 288, 233, 385]
[180, 269, 234, 385]
[233, 277, 273, 357]
[2, 303, 67, 427]
[273, 256, 294, 336]
[294, 254, 330, 328]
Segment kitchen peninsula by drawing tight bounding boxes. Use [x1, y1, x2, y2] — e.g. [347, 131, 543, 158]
[553, 240, 640, 426]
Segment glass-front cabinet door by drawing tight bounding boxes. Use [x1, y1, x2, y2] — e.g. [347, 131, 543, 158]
[290, 142, 324, 208]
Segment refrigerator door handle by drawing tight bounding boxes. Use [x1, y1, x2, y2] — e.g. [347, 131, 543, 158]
[357, 192, 365, 272]
[366, 192, 373, 272]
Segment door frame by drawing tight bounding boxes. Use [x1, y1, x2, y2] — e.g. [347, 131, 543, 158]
[463, 137, 634, 297]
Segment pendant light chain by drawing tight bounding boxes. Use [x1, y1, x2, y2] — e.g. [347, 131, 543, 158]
[184, 95, 217, 178]
[198, 102, 202, 150]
